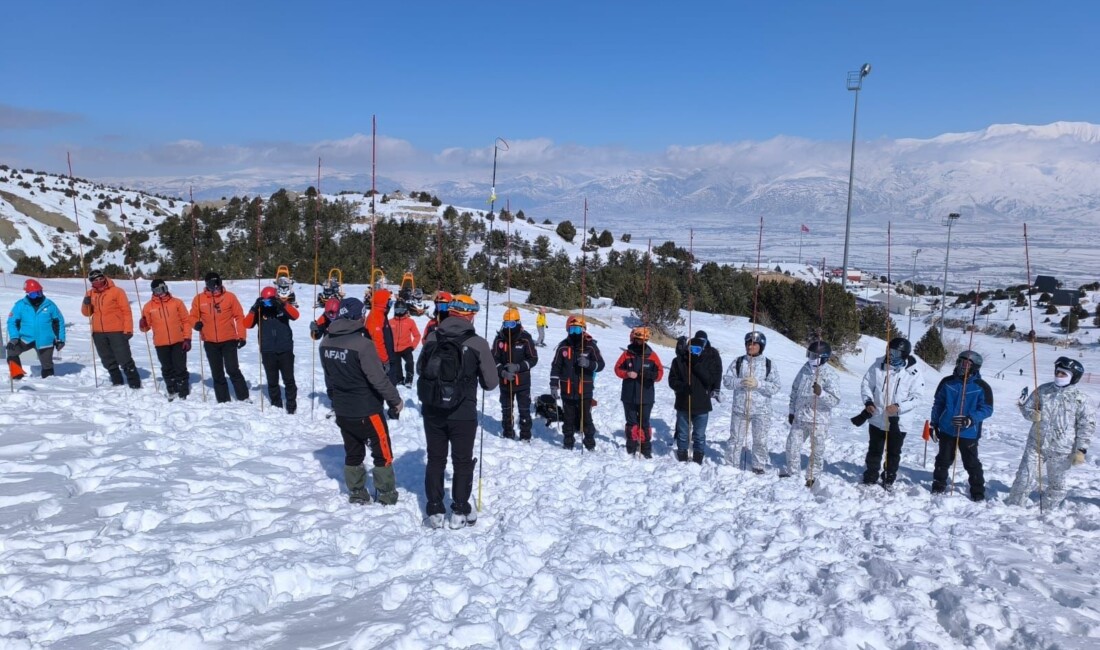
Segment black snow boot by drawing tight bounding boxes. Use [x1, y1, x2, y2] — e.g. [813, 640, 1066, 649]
[675, 450, 689, 462]
[692, 451, 704, 465]
[122, 362, 141, 389]
[108, 367, 124, 386]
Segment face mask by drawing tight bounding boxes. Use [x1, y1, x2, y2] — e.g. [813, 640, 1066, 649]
[27, 291, 42, 300]
[889, 349, 906, 367]
[502, 321, 518, 329]
[810, 356, 826, 367]
[568, 326, 583, 336]
[1054, 373, 1072, 387]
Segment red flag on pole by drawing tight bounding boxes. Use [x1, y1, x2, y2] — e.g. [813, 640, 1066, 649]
[801, 224, 810, 233]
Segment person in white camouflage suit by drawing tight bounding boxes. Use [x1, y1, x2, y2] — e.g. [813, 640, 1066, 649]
[724, 331, 782, 473]
[783, 340, 841, 485]
[1006, 357, 1095, 509]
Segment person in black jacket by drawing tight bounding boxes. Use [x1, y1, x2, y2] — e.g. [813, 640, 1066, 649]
[320, 298, 403, 506]
[245, 286, 300, 413]
[492, 307, 539, 440]
[417, 294, 498, 529]
[549, 315, 606, 451]
[668, 330, 723, 464]
[613, 327, 663, 458]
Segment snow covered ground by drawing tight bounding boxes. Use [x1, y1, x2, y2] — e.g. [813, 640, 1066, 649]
[2, 274, 1099, 649]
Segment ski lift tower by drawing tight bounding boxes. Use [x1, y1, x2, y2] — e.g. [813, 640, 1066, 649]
[939, 212, 962, 338]
[840, 63, 872, 292]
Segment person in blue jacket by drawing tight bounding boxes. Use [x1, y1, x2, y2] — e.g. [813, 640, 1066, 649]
[6, 279, 66, 380]
[929, 351, 994, 500]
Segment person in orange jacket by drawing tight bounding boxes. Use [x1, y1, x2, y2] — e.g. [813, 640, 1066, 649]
[614, 327, 664, 458]
[140, 279, 193, 400]
[389, 300, 422, 387]
[190, 272, 249, 403]
[81, 269, 140, 388]
[367, 287, 399, 385]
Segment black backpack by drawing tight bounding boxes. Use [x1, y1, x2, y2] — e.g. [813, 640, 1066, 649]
[735, 356, 771, 379]
[418, 330, 474, 409]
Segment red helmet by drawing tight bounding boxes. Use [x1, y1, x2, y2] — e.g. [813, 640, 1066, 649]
[324, 297, 342, 319]
[24, 279, 43, 294]
[260, 286, 278, 300]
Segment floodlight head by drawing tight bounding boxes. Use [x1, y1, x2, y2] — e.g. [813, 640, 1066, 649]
[860, 63, 872, 78]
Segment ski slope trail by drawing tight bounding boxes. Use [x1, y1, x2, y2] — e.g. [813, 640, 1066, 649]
[1, 278, 1098, 648]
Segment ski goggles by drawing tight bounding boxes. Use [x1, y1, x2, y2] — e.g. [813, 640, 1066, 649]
[568, 325, 584, 336]
[502, 320, 519, 329]
[26, 291, 42, 299]
[690, 344, 704, 356]
[262, 299, 273, 307]
[152, 285, 169, 297]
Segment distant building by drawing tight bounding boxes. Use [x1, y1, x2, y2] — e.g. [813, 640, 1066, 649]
[1051, 289, 1082, 307]
[1035, 275, 1059, 293]
[868, 292, 919, 315]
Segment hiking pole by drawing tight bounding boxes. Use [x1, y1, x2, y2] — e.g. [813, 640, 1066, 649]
[949, 281, 981, 496]
[255, 198, 265, 412]
[741, 217, 764, 471]
[68, 152, 99, 388]
[121, 214, 159, 394]
[808, 256, 826, 487]
[311, 158, 321, 419]
[370, 114, 377, 282]
[1023, 224, 1044, 513]
[881, 223, 894, 483]
[682, 236, 691, 455]
[648, 237, 656, 456]
[189, 187, 208, 402]
[477, 136, 507, 512]
[579, 198, 589, 453]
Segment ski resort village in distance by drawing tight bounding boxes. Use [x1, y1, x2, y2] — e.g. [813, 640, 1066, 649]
[2, 2, 1100, 648]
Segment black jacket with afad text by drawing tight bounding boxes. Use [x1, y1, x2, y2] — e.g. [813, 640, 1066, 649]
[320, 318, 401, 418]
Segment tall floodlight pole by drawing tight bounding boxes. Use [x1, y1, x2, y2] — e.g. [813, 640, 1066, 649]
[907, 248, 922, 340]
[939, 212, 961, 338]
[840, 63, 872, 292]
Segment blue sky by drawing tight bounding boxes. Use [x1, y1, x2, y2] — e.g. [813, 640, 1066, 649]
[2, 0, 1099, 179]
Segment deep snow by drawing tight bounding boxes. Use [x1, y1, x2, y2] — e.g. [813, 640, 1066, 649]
[1, 274, 1098, 649]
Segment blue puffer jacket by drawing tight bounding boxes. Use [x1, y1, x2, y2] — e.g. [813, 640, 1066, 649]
[7, 296, 66, 348]
[930, 373, 993, 439]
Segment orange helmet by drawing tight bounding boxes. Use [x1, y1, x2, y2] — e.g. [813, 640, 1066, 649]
[630, 327, 650, 342]
[449, 294, 480, 315]
[566, 315, 586, 330]
[503, 307, 521, 322]
[260, 287, 278, 300]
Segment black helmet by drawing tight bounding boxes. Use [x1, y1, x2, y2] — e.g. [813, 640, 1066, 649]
[887, 337, 911, 367]
[393, 300, 409, 316]
[150, 279, 169, 296]
[954, 350, 983, 377]
[807, 340, 832, 364]
[204, 272, 223, 291]
[745, 331, 766, 354]
[1054, 357, 1085, 385]
[88, 269, 105, 282]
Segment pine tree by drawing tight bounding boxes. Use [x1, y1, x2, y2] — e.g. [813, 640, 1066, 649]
[914, 325, 947, 369]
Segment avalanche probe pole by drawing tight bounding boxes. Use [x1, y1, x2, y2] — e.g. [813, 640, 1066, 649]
[68, 153, 100, 387]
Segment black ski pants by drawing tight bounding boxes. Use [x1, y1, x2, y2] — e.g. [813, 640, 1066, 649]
[204, 341, 249, 402]
[336, 413, 393, 468]
[623, 401, 654, 455]
[396, 349, 415, 383]
[862, 420, 907, 485]
[6, 340, 55, 375]
[499, 384, 533, 438]
[932, 435, 984, 499]
[561, 398, 596, 449]
[261, 351, 297, 408]
[93, 332, 139, 387]
[154, 343, 189, 397]
[424, 416, 477, 517]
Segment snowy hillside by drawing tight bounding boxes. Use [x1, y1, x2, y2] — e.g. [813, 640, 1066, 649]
[1, 272, 1099, 648]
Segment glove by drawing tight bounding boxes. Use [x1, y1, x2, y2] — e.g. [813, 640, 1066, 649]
[951, 415, 972, 429]
[505, 363, 520, 373]
[788, 413, 795, 425]
[812, 382, 822, 396]
[577, 355, 591, 369]
[193, 321, 204, 332]
[54, 341, 65, 351]
[551, 386, 560, 400]
[1072, 449, 1087, 466]
[382, 362, 391, 375]
[82, 296, 92, 307]
[930, 427, 940, 443]
[741, 376, 758, 389]
[181, 339, 191, 352]
[501, 370, 516, 382]
[236, 339, 246, 349]
[709, 389, 721, 403]
[254, 298, 264, 310]
[1026, 409, 1042, 423]
[309, 321, 322, 335]
[387, 403, 402, 420]
[139, 317, 149, 331]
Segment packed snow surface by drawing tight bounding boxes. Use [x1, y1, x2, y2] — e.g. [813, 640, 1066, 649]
[1, 275, 1098, 648]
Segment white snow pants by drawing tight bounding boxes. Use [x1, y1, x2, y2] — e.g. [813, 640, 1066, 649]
[727, 414, 770, 470]
[784, 420, 826, 480]
[1005, 444, 1075, 509]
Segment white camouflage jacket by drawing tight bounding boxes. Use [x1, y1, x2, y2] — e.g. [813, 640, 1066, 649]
[789, 361, 842, 424]
[1019, 382, 1095, 455]
[723, 354, 782, 417]
[860, 355, 924, 431]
